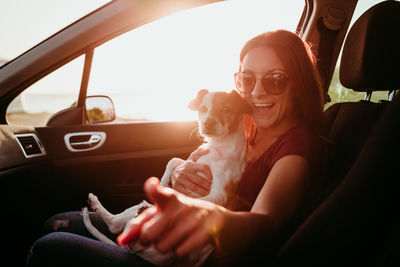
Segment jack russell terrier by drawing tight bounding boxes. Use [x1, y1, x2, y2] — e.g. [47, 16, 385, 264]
[82, 89, 252, 266]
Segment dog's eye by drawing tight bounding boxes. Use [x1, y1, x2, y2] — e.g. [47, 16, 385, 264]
[199, 106, 208, 113]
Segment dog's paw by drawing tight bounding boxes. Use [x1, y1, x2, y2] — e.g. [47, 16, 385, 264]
[88, 193, 100, 212]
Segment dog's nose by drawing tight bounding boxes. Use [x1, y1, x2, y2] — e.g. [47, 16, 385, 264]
[204, 118, 216, 130]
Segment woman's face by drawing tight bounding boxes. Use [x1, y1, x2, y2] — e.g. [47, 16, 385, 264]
[241, 46, 296, 131]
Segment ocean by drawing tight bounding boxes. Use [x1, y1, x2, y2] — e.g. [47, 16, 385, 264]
[8, 92, 197, 123]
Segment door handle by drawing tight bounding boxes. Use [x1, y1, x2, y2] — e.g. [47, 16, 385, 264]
[64, 132, 106, 152]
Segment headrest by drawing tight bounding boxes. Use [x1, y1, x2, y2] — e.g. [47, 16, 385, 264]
[340, 1, 400, 92]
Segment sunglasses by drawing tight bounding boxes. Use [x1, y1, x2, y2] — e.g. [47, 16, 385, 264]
[234, 70, 289, 95]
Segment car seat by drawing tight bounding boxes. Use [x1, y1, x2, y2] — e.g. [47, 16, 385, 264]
[274, 1, 400, 266]
[322, 0, 400, 195]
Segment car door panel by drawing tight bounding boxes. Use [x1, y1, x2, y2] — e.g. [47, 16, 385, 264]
[35, 120, 201, 213]
[0, 120, 200, 266]
[0, 125, 57, 266]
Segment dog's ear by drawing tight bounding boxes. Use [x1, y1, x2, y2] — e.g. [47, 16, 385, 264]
[188, 89, 209, 110]
[229, 90, 253, 114]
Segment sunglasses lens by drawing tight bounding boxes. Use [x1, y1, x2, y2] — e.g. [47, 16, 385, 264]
[235, 73, 254, 93]
[262, 73, 288, 95]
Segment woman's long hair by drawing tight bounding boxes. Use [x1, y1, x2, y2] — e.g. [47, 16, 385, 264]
[238, 30, 325, 142]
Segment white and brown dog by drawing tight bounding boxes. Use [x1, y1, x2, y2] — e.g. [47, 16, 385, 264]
[82, 89, 252, 266]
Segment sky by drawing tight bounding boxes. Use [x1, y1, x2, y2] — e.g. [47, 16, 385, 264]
[0, 0, 110, 62]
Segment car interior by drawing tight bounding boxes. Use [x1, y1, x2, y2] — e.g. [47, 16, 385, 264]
[0, 0, 399, 266]
[275, 1, 400, 266]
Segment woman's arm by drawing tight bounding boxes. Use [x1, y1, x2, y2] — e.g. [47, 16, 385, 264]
[216, 154, 311, 255]
[169, 147, 213, 197]
[118, 154, 311, 257]
[251, 154, 311, 232]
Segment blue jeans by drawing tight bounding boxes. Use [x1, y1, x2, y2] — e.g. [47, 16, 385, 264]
[26, 211, 154, 267]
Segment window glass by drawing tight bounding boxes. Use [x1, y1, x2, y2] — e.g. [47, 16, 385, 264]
[6, 55, 84, 126]
[88, 0, 304, 122]
[0, 0, 110, 63]
[326, 0, 388, 109]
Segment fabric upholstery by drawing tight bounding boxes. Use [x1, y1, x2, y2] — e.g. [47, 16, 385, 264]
[274, 2, 400, 265]
[340, 1, 400, 91]
[275, 93, 400, 266]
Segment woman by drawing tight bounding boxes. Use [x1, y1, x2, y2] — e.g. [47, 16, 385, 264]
[27, 30, 327, 266]
[117, 29, 327, 263]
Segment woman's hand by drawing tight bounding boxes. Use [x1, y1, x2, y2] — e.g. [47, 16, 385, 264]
[117, 177, 225, 257]
[170, 147, 213, 197]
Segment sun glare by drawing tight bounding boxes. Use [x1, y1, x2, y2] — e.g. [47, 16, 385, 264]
[6, 0, 304, 126]
[87, 0, 304, 122]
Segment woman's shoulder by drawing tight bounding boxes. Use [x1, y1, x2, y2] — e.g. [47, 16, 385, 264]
[281, 124, 316, 141]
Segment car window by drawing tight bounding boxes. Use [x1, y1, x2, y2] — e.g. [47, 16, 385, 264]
[0, 0, 110, 64]
[6, 55, 84, 126]
[87, 0, 304, 122]
[326, 0, 388, 109]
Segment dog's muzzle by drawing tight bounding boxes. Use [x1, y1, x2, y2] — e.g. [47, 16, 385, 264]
[203, 118, 216, 131]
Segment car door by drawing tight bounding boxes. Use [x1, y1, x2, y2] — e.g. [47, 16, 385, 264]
[0, 1, 215, 265]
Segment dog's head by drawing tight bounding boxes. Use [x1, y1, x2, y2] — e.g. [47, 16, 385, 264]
[189, 89, 252, 138]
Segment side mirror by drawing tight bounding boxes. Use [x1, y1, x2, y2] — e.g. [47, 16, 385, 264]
[85, 95, 116, 123]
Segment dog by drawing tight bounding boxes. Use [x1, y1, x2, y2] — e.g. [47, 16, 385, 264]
[82, 89, 252, 266]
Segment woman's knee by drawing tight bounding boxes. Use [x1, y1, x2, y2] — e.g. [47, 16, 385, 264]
[42, 211, 113, 239]
[42, 211, 80, 234]
[27, 232, 75, 266]
[27, 232, 109, 266]
[27, 232, 154, 267]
